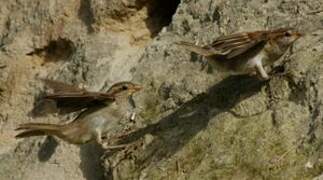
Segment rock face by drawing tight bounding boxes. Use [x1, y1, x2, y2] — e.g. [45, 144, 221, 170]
[0, 0, 323, 179]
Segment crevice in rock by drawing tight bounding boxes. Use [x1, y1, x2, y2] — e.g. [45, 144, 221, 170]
[90, 0, 180, 44]
[266, 84, 278, 126]
[288, 73, 321, 145]
[144, 0, 181, 37]
[288, 78, 307, 106]
[307, 80, 320, 144]
[26, 38, 75, 62]
[79, 0, 95, 33]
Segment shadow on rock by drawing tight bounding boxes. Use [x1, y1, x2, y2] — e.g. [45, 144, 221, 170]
[28, 93, 57, 118]
[36, 137, 105, 180]
[114, 75, 267, 166]
[80, 143, 105, 180]
[37, 136, 59, 162]
[78, 0, 95, 33]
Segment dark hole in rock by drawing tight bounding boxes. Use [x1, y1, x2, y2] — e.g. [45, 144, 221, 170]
[85, 0, 180, 40]
[271, 65, 286, 75]
[144, 0, 180, 37]
[26, 38, 74, 62]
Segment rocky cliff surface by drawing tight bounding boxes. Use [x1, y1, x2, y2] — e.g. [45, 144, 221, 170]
[0, 0, 323, 179]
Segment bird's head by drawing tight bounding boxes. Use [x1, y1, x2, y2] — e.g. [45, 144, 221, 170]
[107, 82, 142, 98]
[270, 28, 302, 48]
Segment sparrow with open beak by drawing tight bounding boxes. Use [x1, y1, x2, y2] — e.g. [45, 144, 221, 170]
[15, 81, 142, 148]
[176, 28, 302, 80]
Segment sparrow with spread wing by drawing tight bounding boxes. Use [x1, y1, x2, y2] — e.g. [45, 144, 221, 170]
[15, 81, 142, 148]
[176, 28, 302, 80]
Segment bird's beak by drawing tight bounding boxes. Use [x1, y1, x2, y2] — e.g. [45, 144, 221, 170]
[294, 32, 303, 38]
[131, 84, 143, 92]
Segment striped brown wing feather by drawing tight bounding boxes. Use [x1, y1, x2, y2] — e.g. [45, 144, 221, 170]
[205, 31, 269, 59]
[45, 92, 114, 114]
[42, 79, 87, 94]
[42, 80, 114, 113]
[45, 91, 111, 99]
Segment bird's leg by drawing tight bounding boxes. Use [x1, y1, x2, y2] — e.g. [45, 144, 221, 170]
[255, 63, 269, 80]
[102, 143, 131, 149]
[96, 131, 113, 149]
[95, 130, 104, 145]
[102, 133, 139, 150]
[97, 131, 132, 150]
[248, 70, 258, 77]
[269, 65, 287, 77]
[101, 138, 134, 150]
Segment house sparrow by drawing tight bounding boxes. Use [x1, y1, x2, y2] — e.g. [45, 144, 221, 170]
[176, 28, 302, 80]
[15, 82, 142, 148]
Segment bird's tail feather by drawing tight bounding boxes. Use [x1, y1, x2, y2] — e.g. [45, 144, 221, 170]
[175, 41, 214, 56]
[15, 123, 62, 138]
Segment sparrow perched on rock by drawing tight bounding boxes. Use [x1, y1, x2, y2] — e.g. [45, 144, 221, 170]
[15, 81, 142, 148]
[176, 28, 302, 80]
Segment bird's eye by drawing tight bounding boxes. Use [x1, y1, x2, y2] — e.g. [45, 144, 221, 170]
[122, 85, 128, 90]
[284, 31, 291, 37]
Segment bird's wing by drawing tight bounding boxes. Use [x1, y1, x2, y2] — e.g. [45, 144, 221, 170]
[43, 79, 114, 101]
[42, 79, 87, 94]
[205, 30, 268, 59]
[42, 79, 114, 114]
[175, 41, 217, 56]
[45, 92, 114, 114]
